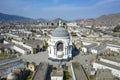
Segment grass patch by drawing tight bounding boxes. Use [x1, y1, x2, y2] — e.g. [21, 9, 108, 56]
[0, 52, 9, 60]
[88, 75, 95, 80]
[64, 71, 70, 80]
[71, 32, 77, 36]
[0, 52, 16, 60]
[26, 71, 33, 80]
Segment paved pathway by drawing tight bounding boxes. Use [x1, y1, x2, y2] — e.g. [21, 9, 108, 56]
[20, 51, 48, 65]
[20, 51, 97, 80]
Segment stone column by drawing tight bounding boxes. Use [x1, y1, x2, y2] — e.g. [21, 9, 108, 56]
[54, 47, 56, 55]
[65, 47, 67, 55]
[67, 46, 69, 55]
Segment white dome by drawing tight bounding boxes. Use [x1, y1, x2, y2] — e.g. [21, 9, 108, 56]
[52, 26, 69, 37]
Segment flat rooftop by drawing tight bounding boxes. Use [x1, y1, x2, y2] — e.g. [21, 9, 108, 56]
[84, 43, 98, 48]
[71, 62, 88, 80]
[14, 44, 30, 51]
[101, 57, 120, 63]
[103, 40, 120, 47]
[95, 61, 120, 70]
[32, 62, 48, 80]
[93, 44, 106, 50]
[0, 57, 20, 65]
[24, 40, 44, 48]
[51, 68, 63, 77]
[0, 59, 24, 69]
[106, 40, 120, 46]
[95, 69, 114, 80]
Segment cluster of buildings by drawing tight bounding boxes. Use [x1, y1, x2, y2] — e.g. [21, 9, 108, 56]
[93, 57, 120, 78]
[0, 20, 120, 80]
[81, 40, 120, 54]
[0, 29, 46, 55]
[0, 57, 25, 77]
[31, 62, 89, 80]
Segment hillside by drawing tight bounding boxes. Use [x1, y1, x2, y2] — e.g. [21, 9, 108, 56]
[0, 13, 34, 22]
[0, 12, 120, 26]
[95, 13, 120, 26]
[76, 13, 120, 26]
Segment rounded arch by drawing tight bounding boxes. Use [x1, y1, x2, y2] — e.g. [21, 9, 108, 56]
[56, 41, 64, 51]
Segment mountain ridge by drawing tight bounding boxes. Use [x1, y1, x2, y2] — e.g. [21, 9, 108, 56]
[0, 12, 120, 26]
[0, 13, 34, 22]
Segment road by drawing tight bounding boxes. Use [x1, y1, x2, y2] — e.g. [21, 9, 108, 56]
[20, 51, 48, 65]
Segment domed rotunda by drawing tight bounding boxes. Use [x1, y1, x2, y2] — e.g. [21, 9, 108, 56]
[48, 21, 72, 61]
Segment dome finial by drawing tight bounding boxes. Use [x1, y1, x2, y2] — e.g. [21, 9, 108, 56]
[59, 20, 62, 26]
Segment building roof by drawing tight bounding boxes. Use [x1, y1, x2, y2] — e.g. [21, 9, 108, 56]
[0, 59, 24, 70]
[0, 35, 4, 40]
[24, 40, 44, 48]
[95, 61, 120, 70]
[14, 44, 30, 51]
[84, 43, 98, 48]
[103, 40, 120, 47]
[0, 57, 20, 66]
[52, 26, 69, 37]
[71, 62, 89, 80]
[32, 62, 48, 80]
[101, 57, 120, 63]
[51, 68, 63, 77]
[95, 69, 114, 80]
[93, 44, 106, 51]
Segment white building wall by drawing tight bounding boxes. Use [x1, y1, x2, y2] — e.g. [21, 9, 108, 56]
[81, 47, 87, 53]
[4, 40, 9, 44]
[106, 46, 120, 52]
[91, 48, 106, 54]
[100, 58, 120, 67]
[66, 22, 77, 27]
[81, 44, 98, 53]
[12, 39, 33, 54]
[82, 42, 92, 46]
[48, 37, 72, 60]
[19, 43, 33, 53]
[91, 49, 97, 54]
[13, 46, 27, 54]
[93, 62, 120, 77]
[51, 76, 63, 80]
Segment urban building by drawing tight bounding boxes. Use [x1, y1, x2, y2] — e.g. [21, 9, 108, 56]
[93, 57, 120, 77]
[90, 44, 106, 54]
[0, 58, 25, 76]
[48, 21, 72, 61]
[82, 43, 98, 53]
[51, 66, 63, 80]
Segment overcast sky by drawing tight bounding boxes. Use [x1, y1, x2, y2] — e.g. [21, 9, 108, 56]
[0, 0, 120, 20]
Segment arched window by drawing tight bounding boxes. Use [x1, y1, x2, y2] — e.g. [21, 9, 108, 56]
[57, 42, 63, 51]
